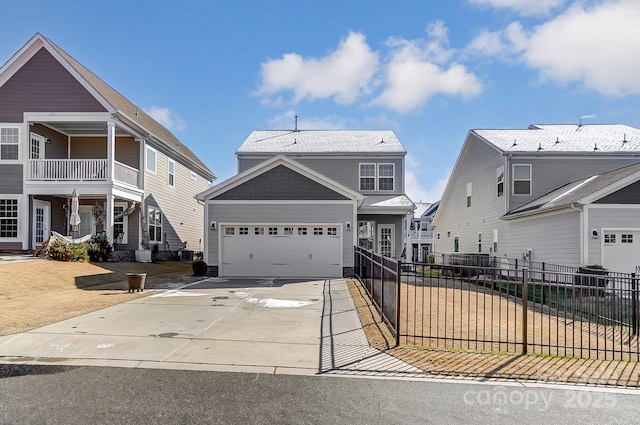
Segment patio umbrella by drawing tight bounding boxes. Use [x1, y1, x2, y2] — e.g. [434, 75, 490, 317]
[69, 189, 81, 241]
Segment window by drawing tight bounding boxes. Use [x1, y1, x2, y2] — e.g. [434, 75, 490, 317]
[284, 227, 293, 236]
[447, 231, 451, 238]
[359, 163, 375, 191]
[622, 234, 633, 244]
[298, 227, 308, 235]
[224, 227, 235, 235]
[454, 236, 459, 253]
[255, 227, 264, 235]
[0, 128, 19, 160]
[466, 182, 472, 207]
[314, 227, 323, 235]
[0, 199, 18, 237]
[378, 164, 395, 191]
[604, 234, 616, 244]
[168, 159, 175, 187]
[327, 227, 338, 236]
[113, 203, 128, 244]
[358, 221, 375, 250]
[148, 207, 162, 242]
[493, 229, 499, 253]
[268, 227, 278, 235]
[478, 232, 482, 253]
[239, 227, 248, 235]
[146, 146, 157, 173]
[190, 171, 198, 181]
[513, 164, 531, 195]
[497, 167, 504, 197]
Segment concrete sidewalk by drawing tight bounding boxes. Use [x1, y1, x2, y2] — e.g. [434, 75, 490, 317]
[0, 278, 421, 378]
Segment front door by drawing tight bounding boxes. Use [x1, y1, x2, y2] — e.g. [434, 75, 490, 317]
[32, 200, 51, 248]
[378, 224, 394, 257]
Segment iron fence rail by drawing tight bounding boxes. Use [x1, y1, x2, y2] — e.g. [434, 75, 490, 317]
[354, 247, 640, 360]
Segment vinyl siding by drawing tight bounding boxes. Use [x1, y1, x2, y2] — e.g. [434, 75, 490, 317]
[503, 211, 581, 267]
[508, 157, 640, 211]
[115, 137, 139, 169]
[0, 48, 106, 122]
[143, 143, 210, 253]
[0, 164, 23, 194]
[434, 136, 506, 255]
[238, 155, 404, 194]
[70, 137, 106, 159]
[31, 124, 67, 159]
[587, 206, 640, 265]
[206, 203, 354, 267]
[357, 214, 404, 258]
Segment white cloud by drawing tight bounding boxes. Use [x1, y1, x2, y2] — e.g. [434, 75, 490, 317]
[257, 32, 378, 104]
[268, 110, 347, 130]
[469, 0, 565, 16]
[374, 22, 482, 113]
[145, 106, 185, 131]
[467, 0, 640, 96]
[405, 162, 452, 204]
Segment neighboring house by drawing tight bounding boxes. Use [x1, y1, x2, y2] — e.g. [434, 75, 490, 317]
[0, 34, 215, 257]
[410, 201, 438, 262]
[433, 124, 640, 273]
[196, 130, 414, 277]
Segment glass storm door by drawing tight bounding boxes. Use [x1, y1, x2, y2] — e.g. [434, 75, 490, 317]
[378, 224, 394, 257]
[32, 200, 51, 248]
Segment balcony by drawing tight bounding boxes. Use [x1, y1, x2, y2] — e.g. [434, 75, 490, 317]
[28, 159, 139, 187]
[411, 229, 435, 241]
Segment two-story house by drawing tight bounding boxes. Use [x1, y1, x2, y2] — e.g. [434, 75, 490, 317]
[0, 34, 216, 257]
[410, 201, 438, 262]
[433, 124, 640, 273]
[196, 130, 414, 277]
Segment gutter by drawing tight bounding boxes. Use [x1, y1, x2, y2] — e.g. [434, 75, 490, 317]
[570, 203, 586, 265]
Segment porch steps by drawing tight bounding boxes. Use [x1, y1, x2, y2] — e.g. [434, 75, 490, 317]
[33, 237, 51, 257]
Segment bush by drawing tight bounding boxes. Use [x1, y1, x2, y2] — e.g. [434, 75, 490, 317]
[48, 239, 89, 262]
[87, 234, 112, 262]
[192, 259, 208, 276]
[427, 254, 435, 264]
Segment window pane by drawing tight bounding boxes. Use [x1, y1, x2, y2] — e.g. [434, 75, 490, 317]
[378, 177, 393, 191]
[146, 148, 156, 172]
[378, 164, 394, 176]
[360, 177, 375, 190]
[513, 181, 531, 195]
[1, 145, 18, 160]
[360, 164, 375, 177]
[513, 165, 530, 179]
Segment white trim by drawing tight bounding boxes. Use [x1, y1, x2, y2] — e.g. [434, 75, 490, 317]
[32, 200, 51, 248]
[377, 162, 395, 192]
[0, 196, 21, 242]
[208, 200, 356, 205]
[359, 162, 376, 191]
[599, 226, 640, 267]
[167, 158, 176, 188]
[587, 204, 640, 210]
[580, 170, 640, 204]
[512, 164, 532, 196]
[145, 145, 157, 174]
[0, 126, 20, 161]
[377, 224, 394, 257]
[113, 201, 129, 245]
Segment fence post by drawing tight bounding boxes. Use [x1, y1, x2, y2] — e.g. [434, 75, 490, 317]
[632, 273, 638, 336]
[522, 268, 529, 355]
[396, 259, 402, 347]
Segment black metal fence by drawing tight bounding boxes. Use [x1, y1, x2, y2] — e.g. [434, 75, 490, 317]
[354, 247, 640, 360]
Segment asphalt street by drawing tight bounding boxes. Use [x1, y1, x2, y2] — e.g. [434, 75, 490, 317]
[1, 364, 639, 424]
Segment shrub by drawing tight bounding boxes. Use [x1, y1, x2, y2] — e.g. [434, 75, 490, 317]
[48, 239, 89, 262]
[192, 259, 208, 276]
[87, 234, 112, 262]
[427, 254, 435, 264]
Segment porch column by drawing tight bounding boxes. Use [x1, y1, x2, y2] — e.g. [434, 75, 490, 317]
[107, 121, 116, 183]
[105, 194, 114, 244]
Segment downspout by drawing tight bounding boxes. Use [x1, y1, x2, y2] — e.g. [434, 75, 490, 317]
[570, 203, 585, 265]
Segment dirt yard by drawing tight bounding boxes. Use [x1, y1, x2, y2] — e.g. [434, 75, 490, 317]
[0, 257, 201, 336]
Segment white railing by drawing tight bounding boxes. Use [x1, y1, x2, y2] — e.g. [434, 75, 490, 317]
[411, 229, 435, 240]
[28, 159, 107, 181]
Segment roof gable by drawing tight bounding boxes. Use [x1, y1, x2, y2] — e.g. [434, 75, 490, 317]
[0, 47, 106, 122]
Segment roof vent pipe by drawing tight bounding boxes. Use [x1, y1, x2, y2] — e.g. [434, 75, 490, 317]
[593, 143, 599, 151]
[537, 143, 543, 151]
[295, 115, 298, 132]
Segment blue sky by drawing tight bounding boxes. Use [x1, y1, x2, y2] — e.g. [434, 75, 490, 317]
[2, 0, 640, 203]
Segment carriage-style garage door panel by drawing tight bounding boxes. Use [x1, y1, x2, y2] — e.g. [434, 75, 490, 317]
[602, 230, 640, 274]
[221, 225, 342, 277]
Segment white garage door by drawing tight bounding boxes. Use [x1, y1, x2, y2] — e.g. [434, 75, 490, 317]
[221, 225, 342, 277]
[602, 230, 640, 274]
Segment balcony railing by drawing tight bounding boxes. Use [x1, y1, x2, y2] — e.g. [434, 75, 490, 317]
[411, 229, 435, 240]
[28, 159, 139, 186]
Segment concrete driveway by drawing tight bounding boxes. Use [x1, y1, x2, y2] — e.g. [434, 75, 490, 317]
[0, 278, 420, 377]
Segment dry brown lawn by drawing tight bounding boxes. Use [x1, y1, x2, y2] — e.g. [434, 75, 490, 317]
[0, 258, 197, 336]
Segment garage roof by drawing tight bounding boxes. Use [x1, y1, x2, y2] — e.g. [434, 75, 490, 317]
[236, 130, 406, 154]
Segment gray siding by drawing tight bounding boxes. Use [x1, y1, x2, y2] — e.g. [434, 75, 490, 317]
[0, 165, 23, 194]
[434, 136, 506, 256]
[238, 155, 404, 194]
[595, 181, 640, 204]
[357, 214, 404, 258]
[502, 211, 581, 267]
[207, 203, 354, 267]
[214, 165, 348, 200]
[508, 157, 639, 211]
[31, 124, 67, 159]
[0, 48, 106, 122]
[587, 206, 640, 265]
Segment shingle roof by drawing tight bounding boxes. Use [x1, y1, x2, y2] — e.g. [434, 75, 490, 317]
[38, 34, 215, 179]
[505, 162, 640, 217]
[474, 124, 640, 154]
[236, 130, 406, 154]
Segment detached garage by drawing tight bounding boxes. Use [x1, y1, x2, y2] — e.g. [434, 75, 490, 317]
[196, 155, 363, 278]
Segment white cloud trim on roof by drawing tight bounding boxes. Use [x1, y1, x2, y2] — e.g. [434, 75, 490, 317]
[469, 0, 565, 16]
[257, 32, 378, 105]
[144, 106, 185, 132]
[467, 0, 640, 96]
